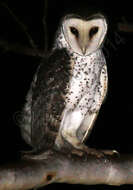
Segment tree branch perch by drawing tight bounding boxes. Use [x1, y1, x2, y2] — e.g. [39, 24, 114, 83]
[0, 151, 133, 190]
[118, 22, 133, 32]
[0, 40, 45, 58]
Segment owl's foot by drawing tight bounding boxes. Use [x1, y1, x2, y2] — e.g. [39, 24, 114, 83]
[75, 145, 104, 158]
[22, 149, 55, 160]
[99, 149, 119, 156]
[70, 147, 103, 157]
[72, 145, 119, 158]
[67, 143, 103, 157]
[69, 147, 104, 157]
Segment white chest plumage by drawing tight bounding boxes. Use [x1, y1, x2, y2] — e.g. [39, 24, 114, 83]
[54, 29, 106, 113]
[65, 50, 106, 115]
[58, 51, 106, 143]
[65, 51, 107, 143]
[54, 28, 107, 148]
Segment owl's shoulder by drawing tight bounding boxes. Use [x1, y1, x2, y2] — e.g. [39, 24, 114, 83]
[32, 48, 71, 103]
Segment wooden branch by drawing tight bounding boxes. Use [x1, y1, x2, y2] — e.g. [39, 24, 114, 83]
[0, 150, 133, 190]
[118, 23, 133, 32]
[1, 2, 37, 49]
[42, 0, 48, 53]
[0, 40, 44, 58]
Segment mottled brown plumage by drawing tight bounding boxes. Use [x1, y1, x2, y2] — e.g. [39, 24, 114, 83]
[20, 49, 72, 152]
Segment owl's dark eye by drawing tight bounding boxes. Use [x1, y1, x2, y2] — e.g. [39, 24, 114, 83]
[70, 27, 79, 38]
[89, 26, 99, 39]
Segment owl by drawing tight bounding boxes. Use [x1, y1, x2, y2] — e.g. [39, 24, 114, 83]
[20, 13, 110, 156]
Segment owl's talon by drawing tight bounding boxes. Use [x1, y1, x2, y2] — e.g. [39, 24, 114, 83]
[72, 144, 104, 158]
[72, 144, 119, 158]
[100, 149, 119, 156]
[81, 148, 119, 158]
[71, 149, 84, 156]
[83, 147, 104, 158]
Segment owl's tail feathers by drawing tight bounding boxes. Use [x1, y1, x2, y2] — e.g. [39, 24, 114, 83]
[19, 88, 33, 147]
[19, 106, 32, 147]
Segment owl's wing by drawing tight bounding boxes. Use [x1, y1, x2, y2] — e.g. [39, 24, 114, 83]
[81, 64, 108, 142]
[99, 64, 108, 105]
[20, 49, 71, 151]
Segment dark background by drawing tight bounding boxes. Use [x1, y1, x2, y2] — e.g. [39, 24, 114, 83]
[0, 0, 133, 189]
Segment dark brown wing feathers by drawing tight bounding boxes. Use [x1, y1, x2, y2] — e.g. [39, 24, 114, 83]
[21, 48, 71, 152]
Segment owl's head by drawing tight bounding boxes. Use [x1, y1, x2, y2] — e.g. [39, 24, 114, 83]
[61, 13, 107, 56]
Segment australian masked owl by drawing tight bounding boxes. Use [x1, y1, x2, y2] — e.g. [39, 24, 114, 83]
[20, 13, 110, 156]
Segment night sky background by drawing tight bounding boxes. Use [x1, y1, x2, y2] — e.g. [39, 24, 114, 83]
[0, 0, 133, 189]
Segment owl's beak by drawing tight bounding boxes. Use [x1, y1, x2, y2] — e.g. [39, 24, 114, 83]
[79, 34, 89, 55]
[81, 46, 87, 55]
